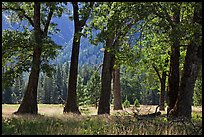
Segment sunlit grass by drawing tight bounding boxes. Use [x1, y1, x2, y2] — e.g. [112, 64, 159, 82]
[2, 104, 202, 135]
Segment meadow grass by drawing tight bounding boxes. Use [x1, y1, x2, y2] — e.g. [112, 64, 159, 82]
[2, 104, 202, 135]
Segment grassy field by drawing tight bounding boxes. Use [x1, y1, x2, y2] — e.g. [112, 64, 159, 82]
[2, 104, 202, 135]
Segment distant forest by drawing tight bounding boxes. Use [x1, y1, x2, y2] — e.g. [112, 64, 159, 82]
[2, 62, 202, 108]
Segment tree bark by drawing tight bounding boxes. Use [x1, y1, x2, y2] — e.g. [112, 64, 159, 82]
[63, 2, 93, 114]
[14, 2, 41, 114]
[159, 71, 166, 111]
[63, 2, 81, 114]
[98, 38, 115, 115]
[113, 68, 123, 110]
[167, 8, 180, 116]
[152, 63, 167, 111]
[167, 40, 180, 116]
[169, 44, 201, 118]
[169, 2, 202, 119]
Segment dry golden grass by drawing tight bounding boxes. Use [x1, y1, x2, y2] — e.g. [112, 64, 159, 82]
[2, 104, 202, 118]
[2, 104, 202, 135]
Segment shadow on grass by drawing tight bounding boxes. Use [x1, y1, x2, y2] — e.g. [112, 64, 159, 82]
[2, 113, 82, 135]
[2, 112, 202, 135]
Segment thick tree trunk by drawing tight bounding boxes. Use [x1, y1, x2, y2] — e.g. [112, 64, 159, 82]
[98, 38, 114, 115]
[113, 68, 123, 110]
[63, 2, 81, 114]
[169, 2, 202, 119]
[63, 31, 81, 114]
[167, 41, 180, 116]
[14, 2, 41, 115]
[14, 48, 41, 114]
[167, 9, 180, 116]
[169, 44, 201, 118]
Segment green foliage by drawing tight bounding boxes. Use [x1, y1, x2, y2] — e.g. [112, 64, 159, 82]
[122, 2, 200, 100]
[164, 101, 167, 108]
[123, 97, 130, 108]
[193, 67, 202, 106]
[77, 75, 87, 106]
[87, 2, 143, 46]
[134, 99, 140, 107]
[192, 112, 202, 122]
[77, 65, 101, 107]
[2, 2, 69, 29]
[85, 70, 101, 107]
[120, 67, 143, 104]
[2, 2, 34, 24]
[2, 29, 33, 88]
[2, 2, 65, 89]
[2, 29, 61, 88]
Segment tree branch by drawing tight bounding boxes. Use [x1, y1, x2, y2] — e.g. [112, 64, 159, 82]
[152, 3, 174, 27]
[96, 63, 103, 72]
[72, 2, 80, 30]
[43, 7, 54, 35]
[79, 2, 94, 28]
[152, 63, 162, 83]
[2, 6, 35, 27]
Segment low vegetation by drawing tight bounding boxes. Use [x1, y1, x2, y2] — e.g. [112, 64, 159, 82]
[2, 104, 202, 135]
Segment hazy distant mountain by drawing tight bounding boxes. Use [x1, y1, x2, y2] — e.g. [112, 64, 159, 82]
[49, 13, 103, 65]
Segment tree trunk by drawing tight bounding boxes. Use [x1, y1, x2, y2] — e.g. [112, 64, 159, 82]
[63, 2, 81, 114]
[113, 68, 123, 110]
[169, 44, 201, 118]
[152, 63, 167, 111]
[169, 2, 202, 119]
[159, 71, 166, 111]
[14, 2, 41, 115]
[14, 49, 41, 114]
[167, 8, 180, 116]
[167, 41, 180, 116]
[44, 76, 51, 104]
[63, 31, 81, 114]
[98, 38, 114, 115]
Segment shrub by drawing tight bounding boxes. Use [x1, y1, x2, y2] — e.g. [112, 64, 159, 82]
[123, 98, 130, 108]
[134, 99, 140, 107]
[164, 101, 167, 108]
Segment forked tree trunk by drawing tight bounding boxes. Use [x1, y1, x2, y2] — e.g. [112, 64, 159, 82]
[98, 38, 114, 115]
[113, 68, 123, 110]
[152, 63, 167, 111]
[169, 44, 201, 118]
[14, 2, 41, 114]
[169, 2, 202, 118]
